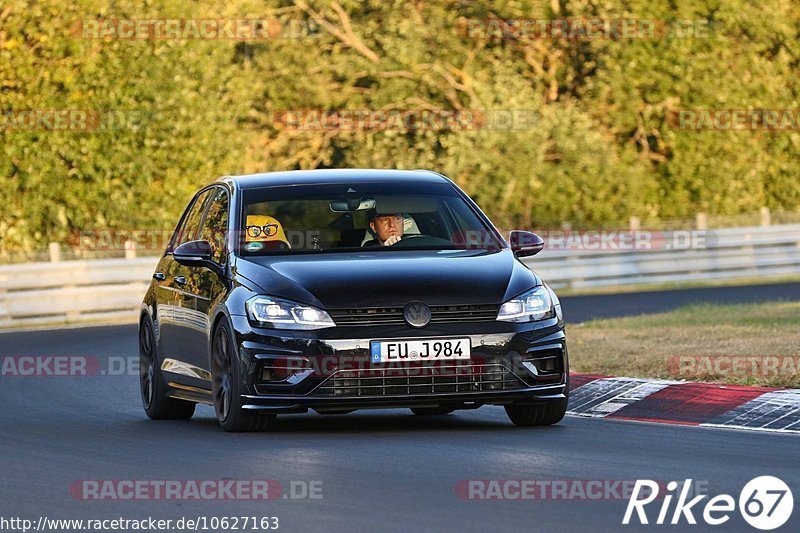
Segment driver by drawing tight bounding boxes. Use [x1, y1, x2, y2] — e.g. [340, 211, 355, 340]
[365, 211, 404, 246]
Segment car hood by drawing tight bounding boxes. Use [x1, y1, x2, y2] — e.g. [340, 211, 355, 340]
[234, 249, 540, 309]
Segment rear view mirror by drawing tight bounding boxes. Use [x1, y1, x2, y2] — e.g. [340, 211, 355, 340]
[509, 230, 544, 257]
[329, 197, 376, 212]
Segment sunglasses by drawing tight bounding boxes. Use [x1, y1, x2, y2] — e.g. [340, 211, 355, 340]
[246, 224, 279, 238]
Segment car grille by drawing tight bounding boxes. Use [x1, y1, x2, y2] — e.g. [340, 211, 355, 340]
[328, 304, 499, 326]
[310, 362, 527, 397]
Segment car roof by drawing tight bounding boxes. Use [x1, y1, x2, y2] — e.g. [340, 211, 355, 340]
[220, 169, 450, 189]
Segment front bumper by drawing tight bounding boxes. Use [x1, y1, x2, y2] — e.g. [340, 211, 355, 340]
[229, 314, 568, 413]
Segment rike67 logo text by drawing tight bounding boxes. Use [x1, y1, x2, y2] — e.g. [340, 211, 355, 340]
[624, 476, 793, 530]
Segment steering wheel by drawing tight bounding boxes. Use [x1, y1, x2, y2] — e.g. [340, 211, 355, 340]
[391, 234, 453, 248]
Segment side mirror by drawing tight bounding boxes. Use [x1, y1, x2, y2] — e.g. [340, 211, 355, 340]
[508, 230, 544, 257]
[173, 239, 213, 265]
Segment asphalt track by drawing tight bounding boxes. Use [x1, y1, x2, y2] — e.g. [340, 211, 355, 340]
[1, 284, 798, 532]
[561, 281, 800, 322]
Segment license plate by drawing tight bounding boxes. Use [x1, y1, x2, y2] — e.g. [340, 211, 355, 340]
[370, 338, 471, 363]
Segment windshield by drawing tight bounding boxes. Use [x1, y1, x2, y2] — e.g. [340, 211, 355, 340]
[238, 181, 504, 255]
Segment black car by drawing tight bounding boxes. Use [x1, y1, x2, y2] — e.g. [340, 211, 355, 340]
[139, 169, 568, 431]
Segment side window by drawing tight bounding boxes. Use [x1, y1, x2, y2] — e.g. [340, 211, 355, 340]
[171, 190, 212, 250]
[200, 187, 229, 264]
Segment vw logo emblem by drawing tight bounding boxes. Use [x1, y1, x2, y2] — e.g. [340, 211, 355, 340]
[404, 302, 431, 328]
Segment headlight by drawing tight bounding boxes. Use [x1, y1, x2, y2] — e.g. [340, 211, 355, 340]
[497, 286, 553, 322]
[246, 296, 335, 330]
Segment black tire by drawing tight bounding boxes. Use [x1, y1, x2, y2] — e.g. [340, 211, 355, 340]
[211, 321, 276, 432]
[505, 369, 569, 426]
[506, 351, 571, 427]
[410, 406, 455, 416]
[139, 316, 196, 420]
[504, 399, 567, 426]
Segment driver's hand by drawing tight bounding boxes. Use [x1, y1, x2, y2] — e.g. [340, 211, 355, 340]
[383, 235, 401, 246]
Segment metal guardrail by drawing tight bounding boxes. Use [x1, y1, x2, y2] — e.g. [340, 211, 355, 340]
[1, 224, 799, 328]
[522, 224, 800, 289]
[0, 257, 157, 328]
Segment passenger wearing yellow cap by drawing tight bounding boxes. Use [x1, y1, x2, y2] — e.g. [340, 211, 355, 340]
[244, 215, 291, 251]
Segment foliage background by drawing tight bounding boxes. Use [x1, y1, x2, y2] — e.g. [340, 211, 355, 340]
[1, 0, 799, 256]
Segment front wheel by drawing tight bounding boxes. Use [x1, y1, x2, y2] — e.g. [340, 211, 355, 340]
[211, 321, 276, 432]
[504, 399, 567, 426]
[139, 316, 196, 420]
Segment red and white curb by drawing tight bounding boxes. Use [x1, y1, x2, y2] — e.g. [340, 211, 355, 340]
[567, 374, 800, 434]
